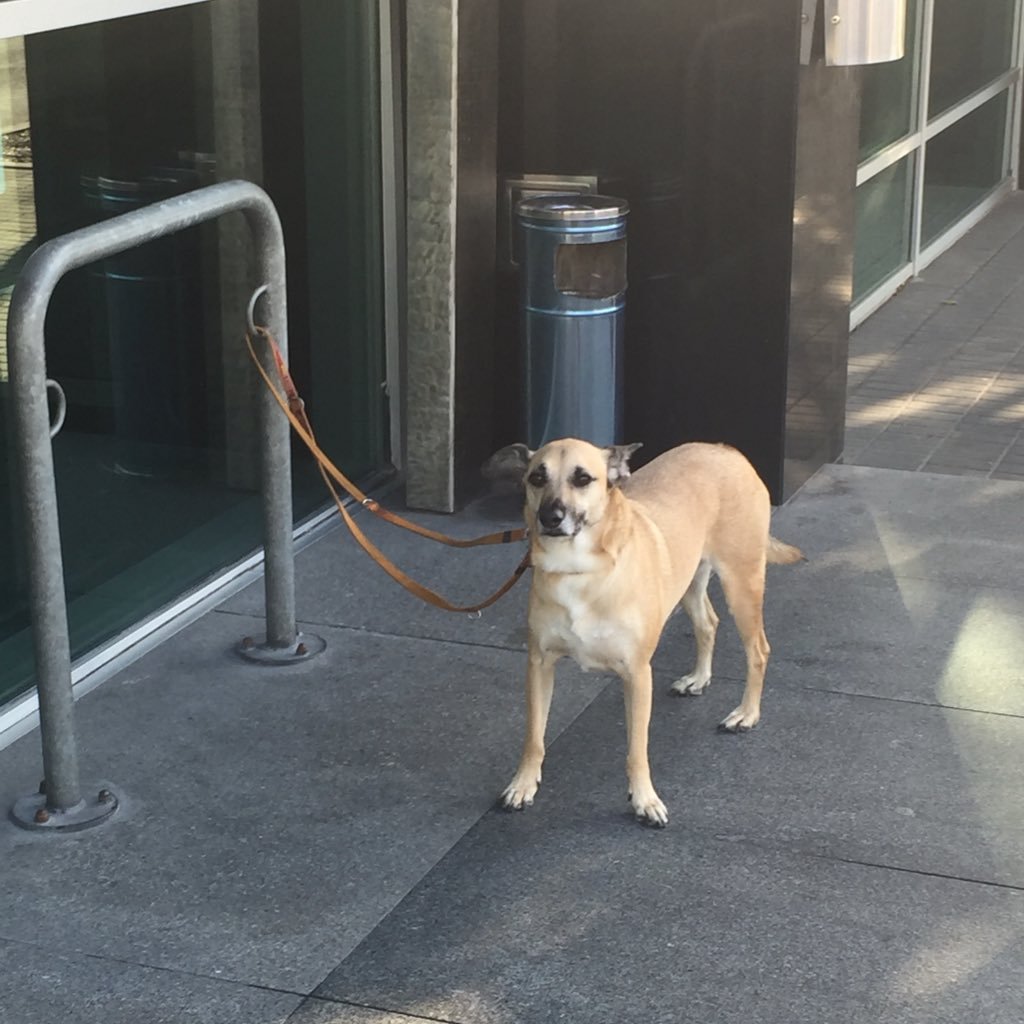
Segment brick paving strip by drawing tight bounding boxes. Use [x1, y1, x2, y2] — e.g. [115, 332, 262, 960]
[845, 192, 1024, 482]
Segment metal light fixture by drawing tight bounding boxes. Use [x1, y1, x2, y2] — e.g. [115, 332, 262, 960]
[801, 0, 906, 66]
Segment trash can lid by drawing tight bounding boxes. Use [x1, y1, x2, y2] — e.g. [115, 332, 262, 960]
[517, 194, 629, 222]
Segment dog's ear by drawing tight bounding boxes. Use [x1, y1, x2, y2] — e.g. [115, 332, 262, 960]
[481, 442, 535, 485]
[604, 442, 642, 486]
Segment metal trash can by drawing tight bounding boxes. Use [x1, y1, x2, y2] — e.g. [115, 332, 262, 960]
[517, 194, 628, 450]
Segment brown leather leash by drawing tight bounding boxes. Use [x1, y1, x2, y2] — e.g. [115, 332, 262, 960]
[245, 325, 530, 613]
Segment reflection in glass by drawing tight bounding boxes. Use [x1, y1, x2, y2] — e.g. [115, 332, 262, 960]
[929, 0, 1015, 118]
[859, 0, 919, 161]
[0, 13, 270, 707]
[922, 92, 1009, 247]
[854, 156, 915, 301]
[0, 3, 386, 707]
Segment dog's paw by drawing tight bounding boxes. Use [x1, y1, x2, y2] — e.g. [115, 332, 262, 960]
[629, 786, 669, 828]
[719, 705, 760, 732]
[670, 672, 711, 696]
[500, 771, 541, 811]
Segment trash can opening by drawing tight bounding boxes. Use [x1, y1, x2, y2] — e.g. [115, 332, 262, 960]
[554, 239, 627, 299]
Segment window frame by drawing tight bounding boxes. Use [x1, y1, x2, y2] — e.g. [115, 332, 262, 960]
[852, 0, 1024, 327]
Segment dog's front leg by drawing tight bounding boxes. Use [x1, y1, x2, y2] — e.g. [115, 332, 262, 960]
[501, 647, 558, 810]
[622, 662, 668, 826]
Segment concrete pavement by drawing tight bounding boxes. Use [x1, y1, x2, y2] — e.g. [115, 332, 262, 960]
[3, 198, 1024, 1022]
[2, 458, 1023, 1023]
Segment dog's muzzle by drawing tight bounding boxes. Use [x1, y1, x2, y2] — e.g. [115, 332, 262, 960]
[537, 498, 578, 537]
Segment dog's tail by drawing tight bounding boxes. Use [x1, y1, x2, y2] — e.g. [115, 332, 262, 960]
[767, 536, 805, 565]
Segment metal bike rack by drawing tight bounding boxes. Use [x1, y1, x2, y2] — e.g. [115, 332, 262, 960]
[7, 180, 324, 833]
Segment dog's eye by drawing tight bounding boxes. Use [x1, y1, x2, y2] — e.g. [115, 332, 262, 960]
[570, 469, 594, 488]
[527, 467, 548, 488]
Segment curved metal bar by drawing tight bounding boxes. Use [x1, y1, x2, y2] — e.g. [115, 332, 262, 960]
[7, 181, 299, 821]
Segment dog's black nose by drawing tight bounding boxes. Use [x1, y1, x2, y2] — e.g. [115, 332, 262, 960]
[538, 499, 566, 530]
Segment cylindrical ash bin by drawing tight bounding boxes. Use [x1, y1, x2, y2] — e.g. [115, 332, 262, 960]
[517, 194, 628, 449]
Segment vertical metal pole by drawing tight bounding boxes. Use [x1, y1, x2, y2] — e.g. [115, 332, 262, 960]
[250, 206, 296, 649]
[7, 266, 82, 813]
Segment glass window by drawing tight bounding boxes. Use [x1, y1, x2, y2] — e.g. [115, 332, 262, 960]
[0, 2, 386, 707]
[859, 0, 919, 160]
[854, 155, 915, 301]
[921, 91, 1010, 247]
[929, 0, 1016, 118]
[3, 15, 265, 708]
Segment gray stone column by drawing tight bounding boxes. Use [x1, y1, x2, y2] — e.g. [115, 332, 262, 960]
[404, 1, 458, 511]
[404, 0, 498, 511]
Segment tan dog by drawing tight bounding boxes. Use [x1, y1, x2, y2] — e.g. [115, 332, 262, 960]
[487, 438, 803, 826]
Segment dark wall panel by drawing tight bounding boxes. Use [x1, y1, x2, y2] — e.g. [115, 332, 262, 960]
[785, 61, 859, 498]
[495, 0, 803, 500]
[454, 0, 500, 494]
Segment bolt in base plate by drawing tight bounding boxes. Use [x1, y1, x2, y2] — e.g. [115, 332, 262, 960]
[236, 631, 326, 665]
[10, 784, 120, 833]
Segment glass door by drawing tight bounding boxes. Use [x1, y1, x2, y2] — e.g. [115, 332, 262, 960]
[0, 0, 388, 709]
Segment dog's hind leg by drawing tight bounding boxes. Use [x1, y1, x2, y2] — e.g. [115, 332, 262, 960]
[670, 560, 719, 697]
[716, 561, 770, 732]
[502, 648, 558, 810]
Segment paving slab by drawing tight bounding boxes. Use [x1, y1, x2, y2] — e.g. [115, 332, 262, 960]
[645, 465, 1024, 716]
[288, 999, 440, 1023]
[315, 802, 1024, 1024]
[766, 466, 1024, 715]
[0, 938, 300, 1024]
[764, 576, 1023, 715]
[652, 566, 1024, 717]
[494, 681, 1024, 886]
[222, 490, 532, 651]
[0, 610, 605, 996]
[313, 672, 1024, 1022]
[775, 464, 1024, 592]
